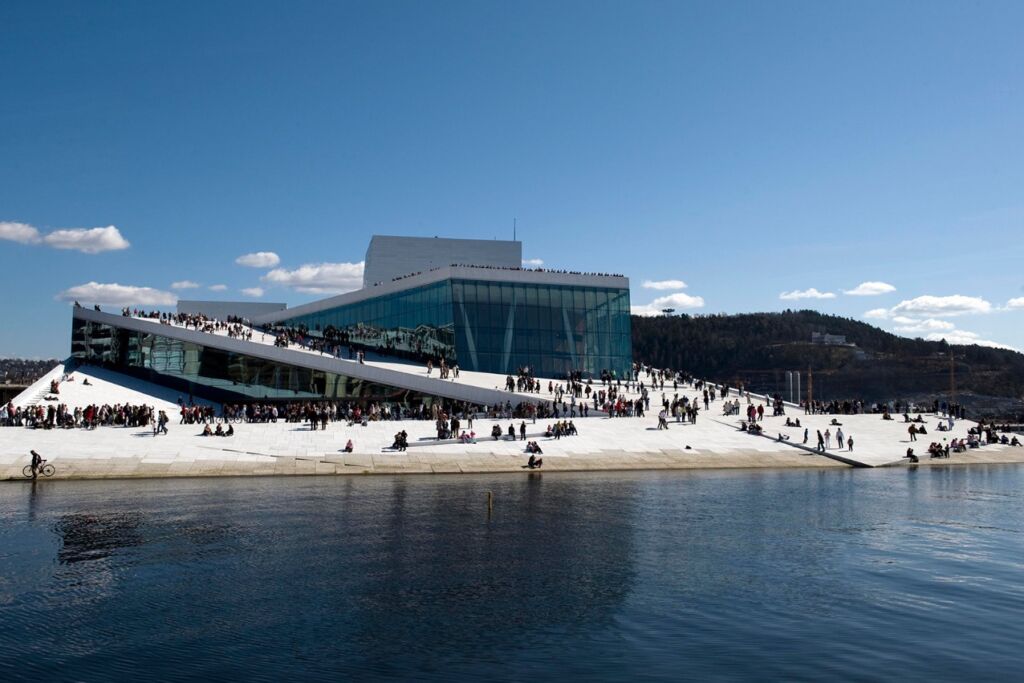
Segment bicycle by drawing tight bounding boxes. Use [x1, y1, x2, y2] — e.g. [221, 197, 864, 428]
[23, 461, 55, 478]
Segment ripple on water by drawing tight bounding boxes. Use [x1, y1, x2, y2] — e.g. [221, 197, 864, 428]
[0, 466, 1023, 681]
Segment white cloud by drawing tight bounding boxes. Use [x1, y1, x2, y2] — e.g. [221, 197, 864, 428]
[235, 251, 281, 268]
[241, 287, 264, 298]
[208, 284, 228, 292]
[1, 221, 129, 253]
[522, 258, 544, 267]
[171, 280, 201, 290]
[844, 281, 896, 296]
[924, 330, 1018, 351]
[893, 318, 956, 334]
[56, 282, 177, 307]
[262, 261, 365, 294]
[779, 288, 836, 301]
[643, 279, 688, 290]
[891, 295, 992, 318]
[863, 308, 890, 320]
[1006, 297, 1024, 309]
[0, 221, 41, 244]
[631, 292, 705, 316]
[42, 225, 130, 253]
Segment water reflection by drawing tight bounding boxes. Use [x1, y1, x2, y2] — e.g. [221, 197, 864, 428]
[347, 474, 638, 667]
[0, 467, 1021, 681]
[55, 513, 144, 565]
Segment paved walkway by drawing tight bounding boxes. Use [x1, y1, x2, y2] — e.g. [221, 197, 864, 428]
[6, 362, 1018, 480]
[5, 411, 1020, 483]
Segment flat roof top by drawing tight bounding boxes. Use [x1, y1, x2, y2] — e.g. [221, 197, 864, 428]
[363, 234, 523, 287]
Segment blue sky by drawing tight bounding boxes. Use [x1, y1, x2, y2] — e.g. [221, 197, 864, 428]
[2, 0, 1023, 357]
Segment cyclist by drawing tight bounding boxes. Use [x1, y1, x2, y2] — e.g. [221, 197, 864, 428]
[29, 450, 44, 480]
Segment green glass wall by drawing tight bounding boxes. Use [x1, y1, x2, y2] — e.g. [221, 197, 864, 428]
[71, 318, 432, 404]
[278, 281, 456, 362]
[276, 278, 632, 378]
[452, 280, 631, 377]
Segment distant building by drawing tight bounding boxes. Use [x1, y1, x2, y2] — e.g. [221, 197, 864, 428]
[811, 332, 848, 346]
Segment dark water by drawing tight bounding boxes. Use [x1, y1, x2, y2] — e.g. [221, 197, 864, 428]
[2, 467, 1023, 682]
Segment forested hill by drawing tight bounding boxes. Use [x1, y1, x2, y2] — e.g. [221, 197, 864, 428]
[631, 310, 1024, 404]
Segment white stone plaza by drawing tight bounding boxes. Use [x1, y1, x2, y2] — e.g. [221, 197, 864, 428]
[3, 350, 1018, 481]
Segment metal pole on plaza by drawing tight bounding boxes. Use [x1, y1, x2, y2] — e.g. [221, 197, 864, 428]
[950, 350, 956, 408]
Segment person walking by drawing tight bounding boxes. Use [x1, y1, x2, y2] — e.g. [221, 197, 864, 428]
[29, 450, 43, 480]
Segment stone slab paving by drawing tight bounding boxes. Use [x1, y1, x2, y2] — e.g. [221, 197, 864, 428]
[1, 403, 840, 480]
[6, 352, 1018, 479]
[12, 362, 217, 411]
[743, 411, 1013, 467]
[5, 401, 1019, 480]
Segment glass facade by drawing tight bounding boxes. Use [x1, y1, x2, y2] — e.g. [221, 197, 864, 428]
[275, 281, 456, 362]
[71, 317, 437, 405]
[277, 278, 632, 378]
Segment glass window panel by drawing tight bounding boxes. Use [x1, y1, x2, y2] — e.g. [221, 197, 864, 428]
[546, 288, 559, 308]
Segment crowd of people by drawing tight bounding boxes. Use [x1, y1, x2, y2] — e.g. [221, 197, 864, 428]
[217, 399, 469, 427]
[809, 427, 854, 452]
[3, 400, 170, 433]
[909, 426, 1021, 461]
[803, 398, 969, 419]
[447, 263, 625, 278]
[201, 423, 234, 437]
[368, 263, 627, 289]
[505, 367, 541, 393]
[265, 321, 451, 369]
[125, 309, 255, 341]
